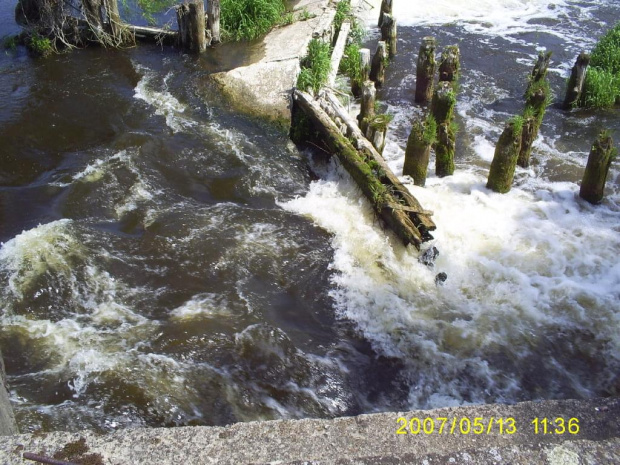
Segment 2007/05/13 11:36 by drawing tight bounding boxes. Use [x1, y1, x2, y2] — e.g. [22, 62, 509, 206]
[396, 417, 580, 435]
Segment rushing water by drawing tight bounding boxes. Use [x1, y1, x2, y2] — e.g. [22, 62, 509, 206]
[1, 0, 619, 433]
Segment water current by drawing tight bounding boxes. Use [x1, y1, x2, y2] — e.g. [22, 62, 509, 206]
[0, 0, 618, 433]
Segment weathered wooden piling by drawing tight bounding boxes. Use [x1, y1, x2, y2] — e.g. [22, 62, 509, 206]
[415, 37, 436, 105]
[403, 116, 435, 186]
[359, 80, 376, 132]
[351, 48, 371, 97]
[580, 132, 616, 204]
[431, 81, 457, 177]
[564, 52, 590, 109]
[176, 1, 207, 53]
[378, 0, 393, 28]
[207, 0, 221, 44]
[530, 50, 552, 85]
[380, 14, 397, 58]
[370, 41, 387, 88]
[487, 118, 523, 193]
[439, 45, 460, 84]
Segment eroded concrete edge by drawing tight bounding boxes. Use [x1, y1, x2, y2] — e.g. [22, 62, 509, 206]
[210, 0, 335, 127]
[0, 348, 18, 436]
[1, 398, 619, 464]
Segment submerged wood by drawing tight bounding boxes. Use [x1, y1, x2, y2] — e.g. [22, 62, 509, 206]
[370, 41, 387, 88]
[129, 25, 178, 43]
[580, 132, 615, 204]
[415, 37, 436, 104]
[322, 91, 436, 236]
[294, 90, 428, 248]
[176, 1, 207, 53]
[564, 52, 590, 109]
[487, 120, 523, 193]
[438, 45, 460, 83]
[403, 118, 432, 186]
[207, 0, 221, 44]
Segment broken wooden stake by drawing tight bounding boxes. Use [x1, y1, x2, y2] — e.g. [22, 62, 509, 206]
[431, 81, 457, 177]
[176, 1, 207, 53]
[359, 81, 376, 133]
[564, 52, 590, 109]
[207, 0, 221, 44]
[415, 37, 436, 105]
[580, 132, 616, 204]
[530, 50, 552, 85]
[403, 118, 433, 186]
[487, 118, 523, 193]
[518, 73, 549, 168]
[378, 0, 393, 28]
[370, 41, 387, 88]
[439, 45, 460, 84]
[380, 14, 397, 58]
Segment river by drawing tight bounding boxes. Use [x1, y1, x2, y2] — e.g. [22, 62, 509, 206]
[0, 0, 618, 433]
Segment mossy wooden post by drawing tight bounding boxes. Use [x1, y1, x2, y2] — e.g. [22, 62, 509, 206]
[378, 0, 393, 28]
[370, 41, 387, 88]
[177, 1, 207, 53]
[439, 45, 460, 83]
[530, 50, 552, 85]
[207, 0, 221, 44]
[431, 81, 457, 177]
[487, 118, 523, 193]
[518, 76, 549, 168]
[359, 80, 376, 133]
[415, 37, 436, 105]
[404, 118, 433, 186]
[564, 52, 590, 109]
[580, 132, 616, 204]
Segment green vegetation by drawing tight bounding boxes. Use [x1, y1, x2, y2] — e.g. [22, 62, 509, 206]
[340, 43, 362, 90]
[220, 0, 286, 41]
[297, 38, 332, 94]
[2, 35, 19, 52]
[334, 0, 351, 33]
[581, 22, 620, 108]
[423, 114, 438, 145]
[28, 32, 54, 57]
[510, 115, 525, 135]
[135, 0, 177, 25]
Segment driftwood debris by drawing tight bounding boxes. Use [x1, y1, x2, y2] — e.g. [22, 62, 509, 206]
[415, 37, 436, 104]
[294, 90, 435, 248]
[176, 1, 207, 53]
[580, 132, 616, 204]
[129, 25, 178, 43]
[564, 52, 590, 109]
[370, 41, 387, 88]
[487, 119, 523, 193]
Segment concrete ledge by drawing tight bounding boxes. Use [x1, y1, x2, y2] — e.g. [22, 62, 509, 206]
[210, 0, 335, 126]
[0, 349, 18, 436]
[1, 398, 618, 464]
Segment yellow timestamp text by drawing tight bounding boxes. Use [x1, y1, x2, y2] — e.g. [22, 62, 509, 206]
[531, 417, 580, 435]
[396, 417, 517, 435]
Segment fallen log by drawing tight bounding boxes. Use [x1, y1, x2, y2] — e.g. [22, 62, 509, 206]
[295, 90, 430, 248]
[322, 90, 436, 236]
[128, 25, 178, 43]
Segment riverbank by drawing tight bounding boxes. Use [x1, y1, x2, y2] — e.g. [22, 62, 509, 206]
[0, 397, 618, 463]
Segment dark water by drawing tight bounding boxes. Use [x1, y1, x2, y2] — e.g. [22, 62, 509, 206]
[1, 0, 619, 433]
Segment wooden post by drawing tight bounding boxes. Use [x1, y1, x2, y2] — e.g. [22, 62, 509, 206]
[404, 118, 432, 186]
[378, 0, 393, 28]
[431, 81, 457, 177]
[207, 0, 221, 44]
[360, 48, 371, 83]
[487, 118, 523, 193]
[580, 132, 615, 204]
[518, 78, 548, 168]
[431, 81, 456, 127]
[370, 41, 387, 88]
[359, 80, 376, 133]
[176, 1, 207, 53]
[564, 52, 590, 109]
[530, 50, 552, 85]
[415, 37, 436, 105]
[380, 14, 397, 58]
[438, 45, 460, 84]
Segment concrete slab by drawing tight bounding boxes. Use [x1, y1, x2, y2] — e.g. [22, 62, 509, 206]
[0, 398, 618, 464]
[210, 0, 335, 127]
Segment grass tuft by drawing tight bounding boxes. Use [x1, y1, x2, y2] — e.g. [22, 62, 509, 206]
[297, 38, 332, 94]
[28, 32, 53, 57]
[581, 22, 620, 108]
[220, 0, 286, 41]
